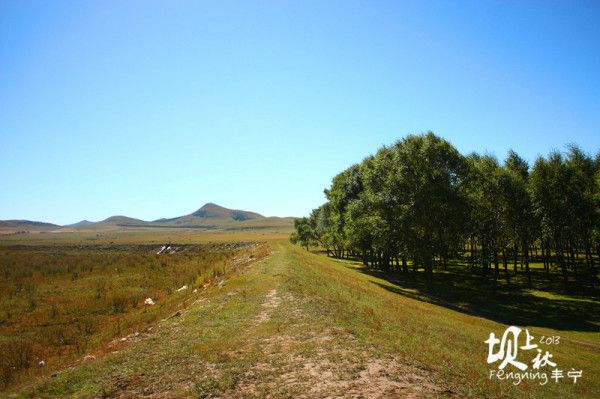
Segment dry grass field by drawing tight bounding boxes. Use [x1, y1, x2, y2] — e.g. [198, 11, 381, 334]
[0, 231, 271, 390]
[1, 229, 598, 398]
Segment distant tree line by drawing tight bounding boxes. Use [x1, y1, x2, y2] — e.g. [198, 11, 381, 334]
[291, 132, 599, 291]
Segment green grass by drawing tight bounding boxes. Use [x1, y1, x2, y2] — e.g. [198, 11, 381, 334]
[343, 259, 600, 334]
[291, 246, 599, 398]
[9, 241, 599, 398]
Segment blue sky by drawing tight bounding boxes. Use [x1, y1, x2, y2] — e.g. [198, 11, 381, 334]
[1, 1, 599, 224]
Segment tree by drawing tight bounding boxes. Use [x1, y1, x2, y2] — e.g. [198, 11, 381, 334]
[359, 148, 404, 270]
[293, 133, 600, 293]
[290, 217, 314, 250]
[502, 150, 536, 287]
[324, 164, 364, 258]
[386, 132, 469, 289]
[564, 145, 598, 285]
[530, 152, 571, 289]
[466, 154, 507, 292]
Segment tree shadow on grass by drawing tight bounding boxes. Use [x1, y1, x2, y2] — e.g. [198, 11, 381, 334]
[346, 261, 600, 332]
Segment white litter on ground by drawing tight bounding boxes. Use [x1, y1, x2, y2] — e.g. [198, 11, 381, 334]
[177, 285, 188, 292]
[156, 244, 172, 255]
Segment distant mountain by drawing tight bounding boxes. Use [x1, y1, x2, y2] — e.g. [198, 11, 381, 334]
[0, 203, 294, 233]
[99, 216, 148, 225]
[67, 220, 93, 227]
[190, 202, 263, 221]
[82, 203, 292, 230]
[0, 220, 61, 233]
[0, 220, 60, 228]
[155, 203, 265, 227]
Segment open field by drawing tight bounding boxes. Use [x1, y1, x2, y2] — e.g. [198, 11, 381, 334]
[0, 236, 270, 390]
[1, 231, 598, 398]
[0, 229, 293, 246]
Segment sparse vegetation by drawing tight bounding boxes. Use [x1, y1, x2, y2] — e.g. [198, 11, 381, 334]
[0, 241, 265, 390]
[8, 242, 599, 398]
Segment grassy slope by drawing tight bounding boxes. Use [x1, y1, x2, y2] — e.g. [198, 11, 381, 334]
[15, 242, 600, 398]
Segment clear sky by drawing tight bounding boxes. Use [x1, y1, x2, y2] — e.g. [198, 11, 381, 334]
[1, 1, 599, 224]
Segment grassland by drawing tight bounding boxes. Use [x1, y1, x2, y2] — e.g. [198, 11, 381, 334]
[3, 234, 598, 398]
[0, 236, 269, 390]
[0, 229, 292, 246]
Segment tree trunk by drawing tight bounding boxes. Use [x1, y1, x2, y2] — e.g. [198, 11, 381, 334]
[555, 239, 568, 291]
[585, 243, 597, 286]
[541, 245, 547, 273]
[502, 248, 509, 283]
[524, 241, 532, 288]
[569, 242, 577, 279]
[546, 240, 552, 274]
[382, 252, 390, 272]
[470, 236, 475, 271]
[481, 239, 488, 275]
[513, 243, 518, 274]
[424, 253, 434, 291]
[492, 246, 499, 294]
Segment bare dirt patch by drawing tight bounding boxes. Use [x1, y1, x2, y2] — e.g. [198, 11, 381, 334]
[254, 289, 282, 324]
[235, 329, 447, 398]
[232, 291, 450, 398]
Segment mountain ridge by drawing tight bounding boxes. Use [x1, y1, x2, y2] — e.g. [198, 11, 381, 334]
[0, 203, 294, 233]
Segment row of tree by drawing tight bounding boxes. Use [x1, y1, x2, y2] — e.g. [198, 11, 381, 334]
[291, 132, 599, 291]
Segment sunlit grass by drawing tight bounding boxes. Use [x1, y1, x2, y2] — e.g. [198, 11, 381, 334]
[4, 237, 598, 398]
[0, 241, 266, 390]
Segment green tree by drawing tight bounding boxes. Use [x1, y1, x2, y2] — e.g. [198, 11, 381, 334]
[564, 146, 598, 285]
[290, 217, 314, 251]
[530, 152, 571, 289]
[387, 132, 469, 289]
[324, 164, 364, 258]
[466, 154, 507, 292]
[502, 150, 536, 287]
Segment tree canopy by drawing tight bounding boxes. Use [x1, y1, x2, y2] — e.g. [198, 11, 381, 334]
[292, 132, 600, 292]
